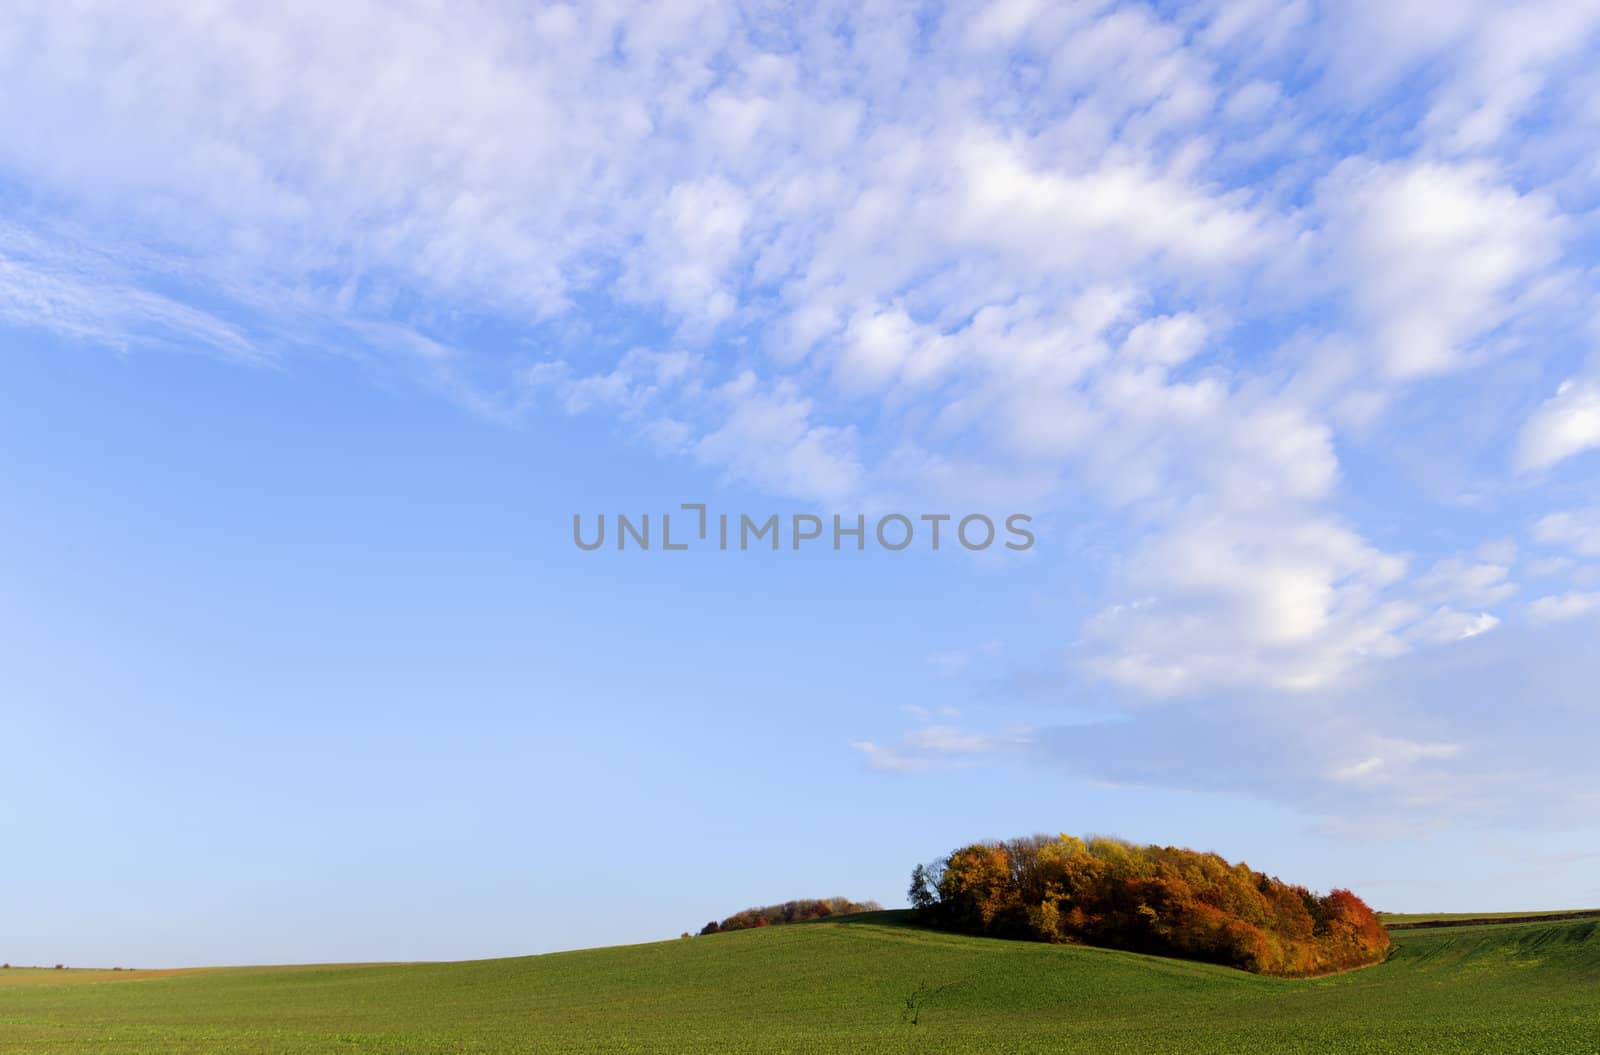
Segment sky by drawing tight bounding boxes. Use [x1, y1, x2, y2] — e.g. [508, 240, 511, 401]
[2, 0, 1600, 968]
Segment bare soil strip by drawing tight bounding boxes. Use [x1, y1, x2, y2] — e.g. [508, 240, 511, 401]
[1385, 910, 1600, 931]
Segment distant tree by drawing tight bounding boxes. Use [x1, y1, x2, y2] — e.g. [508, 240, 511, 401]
[698, 898, 882, 936]
[909, 864, 938, 911]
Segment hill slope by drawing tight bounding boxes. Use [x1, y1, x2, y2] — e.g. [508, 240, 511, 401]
[2, 912, 1596, 1053]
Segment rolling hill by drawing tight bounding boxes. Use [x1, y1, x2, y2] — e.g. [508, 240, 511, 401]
[2, 911, 1596, 1053]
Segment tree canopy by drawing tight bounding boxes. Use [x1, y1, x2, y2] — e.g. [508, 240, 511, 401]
[699, 897, 882, 936]
[910, 834, 1389, 977]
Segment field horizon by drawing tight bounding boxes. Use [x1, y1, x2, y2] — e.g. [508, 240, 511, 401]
[10, 906, 1599, 974]
[5, 908, 1597, 1053]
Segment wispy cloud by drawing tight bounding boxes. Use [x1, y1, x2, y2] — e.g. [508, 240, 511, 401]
[850, 723, 1033, 775]
[1527, 591, 1600, 624]
[1534, 509, 1600, 558]
[0, 222, 261, 363]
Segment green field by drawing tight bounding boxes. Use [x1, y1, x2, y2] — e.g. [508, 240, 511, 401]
[3, 912, 1597, 1053]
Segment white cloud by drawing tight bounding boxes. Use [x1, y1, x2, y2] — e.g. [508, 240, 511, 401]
[1315, 0, 1600, 148]
[624, 177, 752, 326]
[1407, 607, 1500, 646]
[1084, 539, 1522, 696]
[902, 703, 961, 722]
[945, 135, 1277, 272]
[1412, 557, 1518, 608]
[1315, 159, 1564, 379]
[1527, 591, 1600, 624]
[1518, 378, 1600, 471]
[850, 722, 1031, 774]
[1526, 556, 1576, 577]
[834, 305, 954, 394]
[1475, 537, 1519, 565]
[1330, 738, 1463, 787]
[1084, 508, 1415, 695]
[1415, 0, 1600, 154]
[692, 374, 863, 505]
[523, 346, 701, 421]
[1534, 508, 1600, 557]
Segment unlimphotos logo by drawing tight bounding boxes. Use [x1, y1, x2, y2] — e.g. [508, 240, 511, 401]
[574, 504, 1034, 552]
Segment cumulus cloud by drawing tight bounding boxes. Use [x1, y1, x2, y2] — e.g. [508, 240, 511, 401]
[1083, 509, 1414, 695]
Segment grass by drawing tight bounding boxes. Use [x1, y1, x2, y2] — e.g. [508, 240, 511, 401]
[2, 911, 1597, 1053]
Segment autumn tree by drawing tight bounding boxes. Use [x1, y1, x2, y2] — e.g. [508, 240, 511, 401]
[909, 833, 1388, 977]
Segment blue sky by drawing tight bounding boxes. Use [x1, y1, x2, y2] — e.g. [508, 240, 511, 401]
[3, 1, 1600, 967]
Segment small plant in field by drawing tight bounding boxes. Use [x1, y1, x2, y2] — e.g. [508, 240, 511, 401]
[901, 980, 959, 1026]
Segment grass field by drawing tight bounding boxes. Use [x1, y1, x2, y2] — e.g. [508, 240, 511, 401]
[3, 912, 1597, 1053]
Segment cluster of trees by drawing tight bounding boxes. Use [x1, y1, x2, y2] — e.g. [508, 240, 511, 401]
[699, 897, 882, 935]
[909, 834, 1389, 977]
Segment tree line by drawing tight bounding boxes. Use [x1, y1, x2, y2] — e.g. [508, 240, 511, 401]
[699, 897, 883, 935]
[909, 833, 1390, 977]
